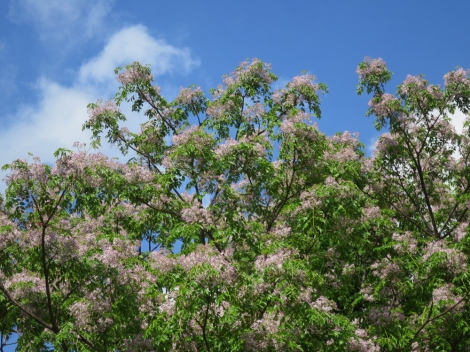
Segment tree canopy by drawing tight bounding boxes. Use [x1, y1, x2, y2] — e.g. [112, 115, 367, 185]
[1, 57, 470, 351]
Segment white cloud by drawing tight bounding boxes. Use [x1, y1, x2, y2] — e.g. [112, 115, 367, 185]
[8, 0, 114, 43]
[366, 136, 378, 156]
[0, 80, 94, 168]
[449, 108, 466, 134]
[366, 109, 468, 157]
[0, 25, 200, 191]
[79, 25, 200, 85]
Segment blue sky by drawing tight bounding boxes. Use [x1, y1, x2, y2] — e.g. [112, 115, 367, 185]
[0, 0, 469, 178]
[0, 1, 469, 349]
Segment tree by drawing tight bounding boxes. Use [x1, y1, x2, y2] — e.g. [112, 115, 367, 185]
[0, 57, 469, 351]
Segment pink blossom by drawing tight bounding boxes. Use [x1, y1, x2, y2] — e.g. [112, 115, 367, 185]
[206, 100, 236, 118]
[171, 126, 213, 151]
[362, 206, 380, 221]
[455, 222, 467, 242]
[0, 214, 21, 250]
[400, 75, 427, 95]
[368, 306, 405, 326]
[239, 135, 269, 157]
[87, 99, 120, 123]
[176, 86, 203, 105]
[160, 290, 177, 316]
[422, 240, 467, 275]
[272, 89, 286, 104]
[244, 311, 284, 351]
[223, 58, 274, 87]
[254, 248, 297, 271]
[360, 286, 375, 302]
[287, 74, 318, 91]
[311, 296, 337, 312]
[324, 146, 359, 164]
[369, 93, 397, 116]
[392, 232, 418, 254]
[172, 125, 199, 146]
[356, 57, 387, 80]
[349, 329, 380, 352]
[432, 284, 465, 312]
[331, 131, 360, 147]
[121, 333, 154, 351]
[3, 271, 46, 300]
[149, 249, 176, 273]
[214, 138, 239, 158]
[242, 102, 265, 122]
[280, 113, 320, 143]
[443, 68, 470, 87]
[181, 204, 214, 226]
[370, 257, 401, 279]
[270, 224, 291, 238]
[117, 63, 153, 85]
[426, 84, 444, 99]
[375, 133, 398, 154]
[122, 164, 155, 183]
[179, 245, 236, 285]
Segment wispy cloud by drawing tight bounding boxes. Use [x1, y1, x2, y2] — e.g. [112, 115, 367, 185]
[365, 109, 468, 157]
[8, 0, 114, 44]
[0, 25, 200, 189]
[449, 108, 466, 134]
[79, 25, 200, 85]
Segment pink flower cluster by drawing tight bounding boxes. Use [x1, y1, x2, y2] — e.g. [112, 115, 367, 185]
[310, 295, 337, 313]
[214, 138, 239, 158]
[330, 131, 360, 147]
[206, 100, 236, 119]
[274, 74, 322, 107]
[223, 58, 274, 87]
[245, 311, 283, 351]
[368, 93, 397, 116]
[348, 329, 380, 352]
[443, 68, 470, 87]
[87, 99, 120, 124]
[422, 240, 467, 275]
[392, 232, 418, 254]
[280, 112, 312, 137]
[399, 75, 427, 96]
[0, 213, 22, 250]
[368, 306, 405, 327]
[171, 125, 213, 151]
[176, 86, 203, 105]
[3, 271, 46, 300]
[117, 63, 153, 85]
[238, 134, 268, 157]
[68, 289, 114, 333]
[432, 283, 465, 312]
[181, 204, 214, 226]
[269, 224, 291, 238]
[179, 245, 236, 285]
[149, 249, 177, 274]
[242, 103, 265, 122]
[254, 248, 297, 271]
[287, 74, 318, 91]
[370, 257, 401, 279]
[172, 125, 199, 146]
[356, 57, 387, 80]
[375, 133, 399, 154]
[324, 146, 359, 164]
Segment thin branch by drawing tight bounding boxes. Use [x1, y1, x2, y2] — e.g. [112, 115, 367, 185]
[413, 297, 465, 340]
[0, 283, 54, 332]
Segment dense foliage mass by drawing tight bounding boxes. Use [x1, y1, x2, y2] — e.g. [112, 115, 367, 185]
[1, 57, 470, 351]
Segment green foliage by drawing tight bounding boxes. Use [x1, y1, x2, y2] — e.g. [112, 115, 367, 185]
[1, 57, 470, 351]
